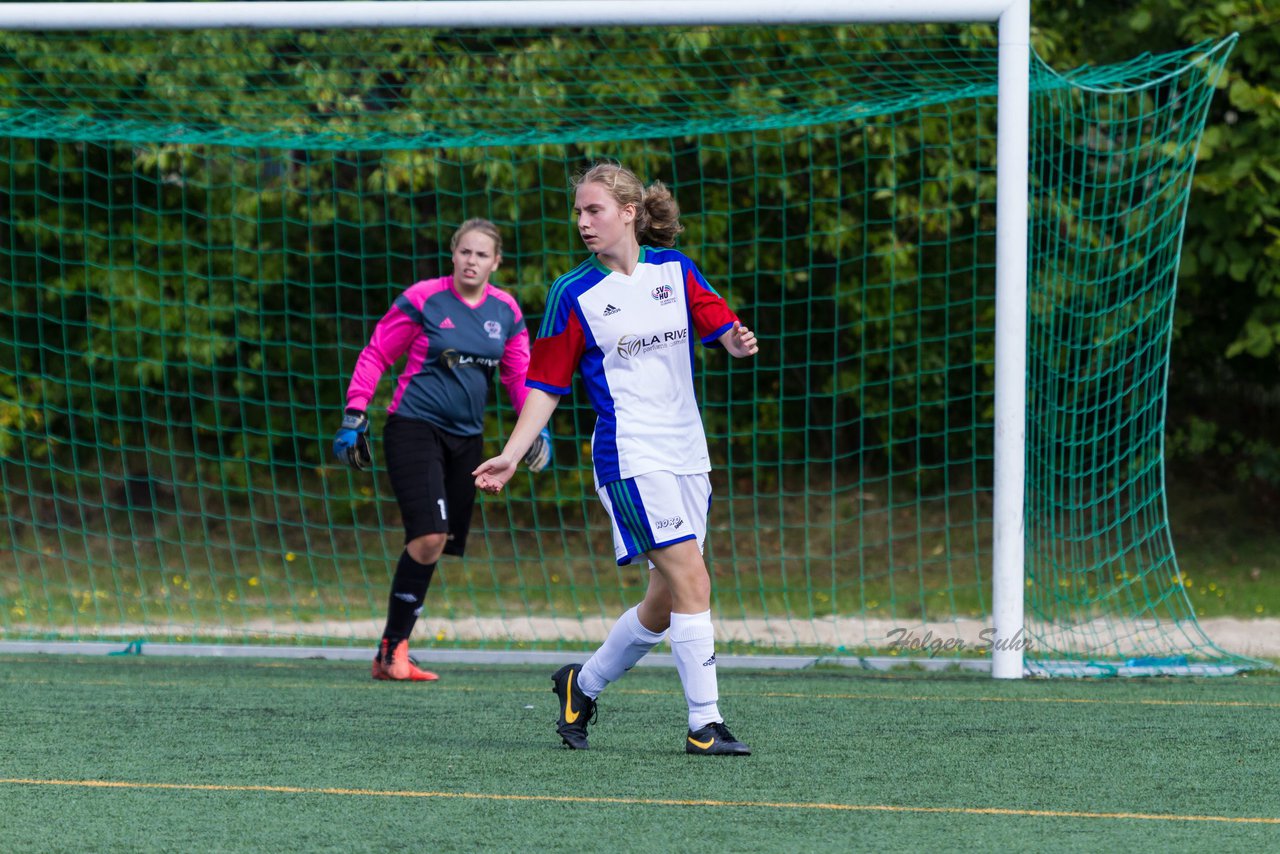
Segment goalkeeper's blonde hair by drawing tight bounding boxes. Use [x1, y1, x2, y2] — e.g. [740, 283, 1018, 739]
[574, 162, 684, 248]
[451, 218, 503, 256]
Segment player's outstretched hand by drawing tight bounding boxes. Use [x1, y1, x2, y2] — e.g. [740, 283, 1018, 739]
[473, 454, 518, 495]
[522, 428, 553, 473]
[722, 320, 759, 358]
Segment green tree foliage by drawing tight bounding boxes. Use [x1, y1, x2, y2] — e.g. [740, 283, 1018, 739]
[0, 20, 1247, 516]
[0, 26, 1006, 499]
[1036, 0, 1280, 492]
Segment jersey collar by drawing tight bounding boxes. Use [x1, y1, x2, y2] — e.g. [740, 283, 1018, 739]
[589, 245, 649, 277]
[447, 275, 490, 308]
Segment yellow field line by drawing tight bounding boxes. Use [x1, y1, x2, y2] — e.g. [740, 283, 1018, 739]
[741, 691, 1280, 709]
[2, 778, 1276, 825]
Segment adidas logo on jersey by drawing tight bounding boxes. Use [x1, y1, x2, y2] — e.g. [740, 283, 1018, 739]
[440, 317, 456, 329]
[603, 304, 621, 316]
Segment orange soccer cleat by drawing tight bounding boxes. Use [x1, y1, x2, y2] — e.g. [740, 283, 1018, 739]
[375, 638, 439, 682]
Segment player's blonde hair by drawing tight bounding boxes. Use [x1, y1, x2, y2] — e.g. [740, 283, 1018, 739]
[574, 162, 684, 248]
[451, 218, 503, 256]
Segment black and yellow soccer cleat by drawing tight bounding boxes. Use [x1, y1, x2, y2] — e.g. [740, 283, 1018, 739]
[551, 663, 596, 750]
[685, 721, 751, 756]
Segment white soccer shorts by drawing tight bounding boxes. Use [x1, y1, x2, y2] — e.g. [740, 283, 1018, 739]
[596, 471, 711, 567]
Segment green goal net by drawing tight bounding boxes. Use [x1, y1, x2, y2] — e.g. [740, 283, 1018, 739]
[0, 23, 1246, 669]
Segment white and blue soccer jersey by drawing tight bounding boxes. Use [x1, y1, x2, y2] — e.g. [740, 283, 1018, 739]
[526, 246, 738, 486]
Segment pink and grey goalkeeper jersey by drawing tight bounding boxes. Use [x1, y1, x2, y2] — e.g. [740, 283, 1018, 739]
[345, 276, 530, 436]
[526, 246, 738, 486]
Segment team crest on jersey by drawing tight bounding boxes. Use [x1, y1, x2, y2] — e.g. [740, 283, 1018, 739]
[651, 285, 677, 305]
[484, 320, 502, 339]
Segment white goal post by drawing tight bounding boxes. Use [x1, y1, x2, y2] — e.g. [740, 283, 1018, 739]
[0, 0, 1032, 678]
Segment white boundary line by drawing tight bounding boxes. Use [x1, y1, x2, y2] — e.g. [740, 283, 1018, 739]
[0, 640, 1248, 677]
[0, 640, 991, 672]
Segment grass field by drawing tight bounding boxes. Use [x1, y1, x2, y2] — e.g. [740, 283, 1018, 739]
[2, 655, 1278, 852]
[1163, 473, 1280, 618]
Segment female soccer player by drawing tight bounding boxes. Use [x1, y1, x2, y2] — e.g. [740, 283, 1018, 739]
[333, 218, 551, 682]
[473, 163, 758, 754]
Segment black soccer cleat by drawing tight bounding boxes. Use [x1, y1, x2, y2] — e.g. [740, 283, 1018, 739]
[551, 663, 596, 750]
[685, 721, 751, 756]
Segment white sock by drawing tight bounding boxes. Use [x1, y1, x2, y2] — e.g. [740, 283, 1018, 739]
[668, 610, 722, 730]
[578, 605, 665, 699]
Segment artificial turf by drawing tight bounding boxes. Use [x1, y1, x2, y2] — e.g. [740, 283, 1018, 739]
[2, 655, 1278, 852]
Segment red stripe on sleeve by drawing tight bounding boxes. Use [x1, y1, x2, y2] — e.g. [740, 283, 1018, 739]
[527, 309, 585, 392]
[687, 268, 738, 342]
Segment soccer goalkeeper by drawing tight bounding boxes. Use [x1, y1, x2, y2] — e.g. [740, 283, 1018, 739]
[474, 163, 757, 755]
[334, 218, 551, 681]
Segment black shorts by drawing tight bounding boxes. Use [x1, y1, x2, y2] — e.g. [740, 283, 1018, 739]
[382, 414, 484, 556]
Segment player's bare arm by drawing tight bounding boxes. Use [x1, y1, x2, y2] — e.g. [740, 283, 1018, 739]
[719, 320, 759, 358]
[474, 389, 561, 494]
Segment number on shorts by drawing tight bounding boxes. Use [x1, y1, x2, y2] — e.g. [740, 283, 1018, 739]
[437, 498, 447, 520]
